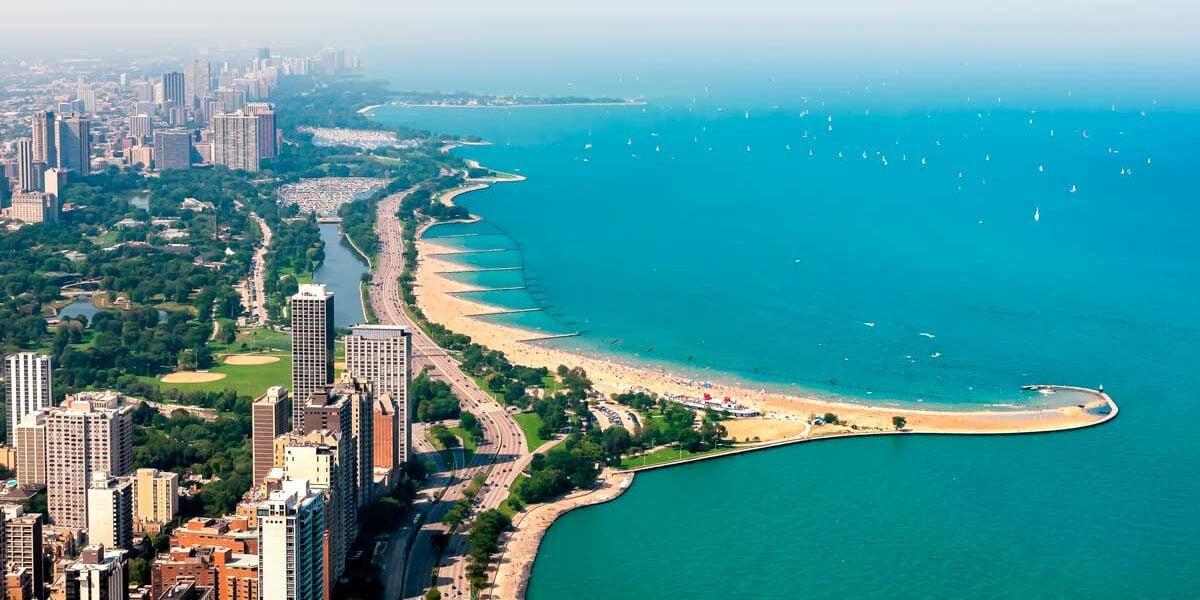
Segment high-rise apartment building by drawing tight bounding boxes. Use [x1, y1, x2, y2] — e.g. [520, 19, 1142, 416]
[133, 468, 179, 526]
[64, 545, 128, 600]
[289, 284, 334, 425]
[280, 431, 352, 587]
[9, 193, 58, 224]
[302, 381, 373, 509]
[77, 89, 97, 114]
[252, 387, 290, 485]
[153, 129, 192, 171]
[2, 508, 45, 600]
[86, 472, 134, 550]
[184, 61, 212, 109]
[215, 89, 246, 114]
[45, 392, 134, 529]
[5, 353, 52, 444]
[129, 114, 152, 141]
[256, 479, 325, 600]
[345, 324, 413, 464]
[243, 103, 276, 159]
[55, 114, 91, 173]
[15, 412, 47, 486]
[211, 112, 260, 173]
[162, 72, 186, 108]
[15, 139, 42, 192]
[43, 168, 66, 197]
[31, 111, 57, 167]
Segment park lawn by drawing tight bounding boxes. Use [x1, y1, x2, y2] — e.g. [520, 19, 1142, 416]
[513, 412, 547, 452]
[279, 266, 313, 284]
[212, 327, 292, 354]
[141, 352, 291, 398]
[540, 375, 561, 395]
[498, 478, 527, 519]
[618, 445, 736, 470]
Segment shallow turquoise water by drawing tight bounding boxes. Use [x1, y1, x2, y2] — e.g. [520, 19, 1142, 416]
[373, 99, 1200, 598]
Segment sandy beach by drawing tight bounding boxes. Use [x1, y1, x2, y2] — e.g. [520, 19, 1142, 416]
[413, 185, 1118, 439]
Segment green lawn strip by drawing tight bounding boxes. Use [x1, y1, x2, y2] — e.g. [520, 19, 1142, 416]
[425, 427, 460, 471]
[513, 412, 547, 452]
[618, 445, 736, 470]
[447, 426, 477, 464]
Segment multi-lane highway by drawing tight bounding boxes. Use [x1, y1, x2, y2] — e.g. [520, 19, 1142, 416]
[367, 191, 532, 599]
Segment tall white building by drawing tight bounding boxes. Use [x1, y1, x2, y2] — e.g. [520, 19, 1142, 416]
[64, 545, 128, 600]
[86, 472, 133, 550]
[281, 430, 352, 585]
[257, 479, 325, 600]
[290, 284, 334, 426]
[211, 112, 259, 172]
[15, 138, 43, 192]
[345, 325, 413, 464]
[45, 392, 134, 529]
[4, 353, 53, 445]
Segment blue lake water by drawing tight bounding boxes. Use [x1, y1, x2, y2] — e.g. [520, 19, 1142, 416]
[312, 223, 368, 327]
[372, 98, 1200, 598]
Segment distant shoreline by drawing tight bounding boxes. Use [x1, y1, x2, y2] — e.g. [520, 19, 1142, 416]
[392, 101, 646, 109]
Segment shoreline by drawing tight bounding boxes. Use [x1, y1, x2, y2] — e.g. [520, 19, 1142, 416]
[400, 140, 1123, 599]
[415, 222, 1116, 432]
[391, 100, 646, 109]
[492, 387, 1117, 599]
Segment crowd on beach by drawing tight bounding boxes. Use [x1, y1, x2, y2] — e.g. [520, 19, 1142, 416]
[299, 125, 419, 149]
[277, 177, 388, 215]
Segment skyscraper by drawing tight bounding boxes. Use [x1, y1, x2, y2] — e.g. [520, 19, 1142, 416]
[77, 88, 97, 114]
[64, 545, 128, 600]
[256, 479, 325, 600]
[243, 103, 276, 159]
[133, 468, 179, 526]
[15, 412, 47, 486]
[31, 111, 57, 167]
[55, 114, 91, 173]
[86, 472, 134, 550]
[345, 325, 413, 464]
[15, 139, 42, 192]
[4, 353, 52, 445]
[289, 284, 334, 425]
[183, 60, 212, 109]
[2, 508, 45, 600]
[280, 430, 352, 587]
[215, 88, 246, 113]
[302, 381, 373, 509]
[252, 387, 290, 486]
[45, 392, 134, 529]
[129, 114, 152, 141]
[153, 129, 192, 171]
[162, 71, 186, 108]
[211, 112, 260, 173]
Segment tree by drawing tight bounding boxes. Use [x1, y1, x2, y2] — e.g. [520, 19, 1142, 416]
[893, 416, 907, 430]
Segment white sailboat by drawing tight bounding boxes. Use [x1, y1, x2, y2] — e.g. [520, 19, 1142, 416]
[1034, 206, 1041, 222]
[1070, 184, 1078, 193]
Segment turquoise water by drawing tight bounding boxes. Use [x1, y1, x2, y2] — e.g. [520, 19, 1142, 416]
[312, 223, 368, 327]
[372, 99, 1200, 597]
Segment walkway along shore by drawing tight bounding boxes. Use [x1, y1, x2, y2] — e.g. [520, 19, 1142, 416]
[486, 387, 1118, 599]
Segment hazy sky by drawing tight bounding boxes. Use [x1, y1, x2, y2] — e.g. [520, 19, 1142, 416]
[3, 1, 1197, 101]
[3, 0, 1197, 58]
